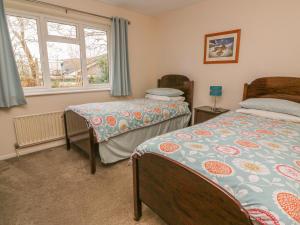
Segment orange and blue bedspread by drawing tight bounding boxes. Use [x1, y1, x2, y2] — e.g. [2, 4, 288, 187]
[135, 111, 300, 225]
[67, 98, 191, 143]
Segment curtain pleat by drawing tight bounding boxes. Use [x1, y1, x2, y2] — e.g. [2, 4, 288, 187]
[111, 17, 131, 96]
[0, 0, 26, 108]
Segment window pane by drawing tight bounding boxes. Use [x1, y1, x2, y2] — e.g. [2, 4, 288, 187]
[47, 21, 77, 38]
[84, 28, 109, 84]
[47, 42, 82, 88]
[7, 15, 43, 87]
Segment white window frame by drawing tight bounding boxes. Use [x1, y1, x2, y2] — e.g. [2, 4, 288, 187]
[6, 9, 112, 96]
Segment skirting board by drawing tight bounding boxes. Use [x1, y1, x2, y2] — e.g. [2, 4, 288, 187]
[0, 139, 66, 161]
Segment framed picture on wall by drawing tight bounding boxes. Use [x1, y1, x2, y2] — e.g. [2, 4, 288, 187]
[204, 29, 241, 64]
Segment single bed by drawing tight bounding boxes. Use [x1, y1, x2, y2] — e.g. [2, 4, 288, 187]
[64, 74, 194, 174]
[132, 76, 300, 225]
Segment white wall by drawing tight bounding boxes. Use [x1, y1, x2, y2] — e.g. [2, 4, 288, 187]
[0, 0, 158, 158]
[156, 0, 300, 109]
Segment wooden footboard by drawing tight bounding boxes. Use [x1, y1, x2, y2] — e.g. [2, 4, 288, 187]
[64, 111, 99, 174]
[133, 153, 253, 225]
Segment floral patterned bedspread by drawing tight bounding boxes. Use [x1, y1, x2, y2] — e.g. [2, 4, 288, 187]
[135, 111, 300, 225]
[66, 99, 190, 142]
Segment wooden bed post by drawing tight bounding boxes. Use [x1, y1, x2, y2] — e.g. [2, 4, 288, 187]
[89, 128, 97, 174]
[243, 83, 249, 100]
[133, 156, 142, 221]
[189, 80, 194, 126]
[63, 112, 71, 150]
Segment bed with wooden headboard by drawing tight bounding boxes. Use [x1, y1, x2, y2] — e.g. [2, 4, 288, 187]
[64, 74, 194, 174]
[132, 76, 300, 225]
[158, 74, 194, 111]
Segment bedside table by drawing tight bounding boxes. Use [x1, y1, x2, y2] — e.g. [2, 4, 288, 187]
[194, 106, 229, 124]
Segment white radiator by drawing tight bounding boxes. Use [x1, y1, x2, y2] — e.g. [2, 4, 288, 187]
[13, 111, 89, 150]
[13, 111, 65, 149]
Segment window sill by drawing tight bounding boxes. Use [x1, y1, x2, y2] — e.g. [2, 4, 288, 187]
[24, 86, 111, 97]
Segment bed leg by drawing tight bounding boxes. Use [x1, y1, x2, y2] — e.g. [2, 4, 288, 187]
[89, 128, 97, 174]
[63, 112, 71, 150]
[133, 157, 142, 221]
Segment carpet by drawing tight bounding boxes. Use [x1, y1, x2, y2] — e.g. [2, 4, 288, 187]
[0, 146, 166, 225]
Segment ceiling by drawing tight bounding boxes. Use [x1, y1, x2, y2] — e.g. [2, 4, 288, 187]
[96, 0, 203, 15]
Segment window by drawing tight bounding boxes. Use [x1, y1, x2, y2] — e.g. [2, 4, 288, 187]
[84, 28, 109, 85]
[46, 21, 82, 88]
[7, 15, 43, 88]
[7, 11, 110, 95]
[47, 21, 77, 38]
[47, 42, 82, 88]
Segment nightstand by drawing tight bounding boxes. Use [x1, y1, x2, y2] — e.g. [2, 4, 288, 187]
[194, 106, 229, 125]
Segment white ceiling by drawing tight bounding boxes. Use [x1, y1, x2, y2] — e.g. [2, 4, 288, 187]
[96, 0, 203, 15]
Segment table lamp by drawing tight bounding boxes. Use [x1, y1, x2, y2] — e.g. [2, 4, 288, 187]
[210, 85, 222, 112]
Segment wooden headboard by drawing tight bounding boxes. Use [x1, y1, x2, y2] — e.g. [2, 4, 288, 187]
[243, 76, 300, 103]
[158, 74, 194, 111]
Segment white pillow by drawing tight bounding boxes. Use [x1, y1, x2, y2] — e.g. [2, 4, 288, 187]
[239, 98, 300, 117]
[146, 88, 184, 97]
[236, 108, 300, 123]
[145, 94, 185, 102]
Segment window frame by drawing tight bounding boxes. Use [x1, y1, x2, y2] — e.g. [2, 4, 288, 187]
[6, 9, 112, 96]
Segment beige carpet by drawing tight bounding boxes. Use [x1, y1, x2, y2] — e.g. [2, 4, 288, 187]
[0, 146, 166, 225]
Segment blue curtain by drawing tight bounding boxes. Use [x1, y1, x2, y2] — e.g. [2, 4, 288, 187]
[111, 17, 131, 96]
[0, 0, 26, 108]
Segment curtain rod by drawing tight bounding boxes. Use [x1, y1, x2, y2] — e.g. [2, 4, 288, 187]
[20, 0, 131, 24]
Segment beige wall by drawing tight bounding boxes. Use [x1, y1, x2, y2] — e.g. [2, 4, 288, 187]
[2, 0, 300, 158]
[156, 0, 300, 109]
[0, 0, 158, 158]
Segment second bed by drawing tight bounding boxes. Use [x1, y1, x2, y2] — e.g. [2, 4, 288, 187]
[64, 74, 194, 173]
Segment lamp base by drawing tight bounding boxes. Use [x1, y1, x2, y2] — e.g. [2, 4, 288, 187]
[210, 106, 221, 113]
[210, 106, 222, 113]
[211, 96, 218, 112]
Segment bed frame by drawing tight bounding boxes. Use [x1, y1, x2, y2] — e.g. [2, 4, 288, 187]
[64, 74, 194, 174]
[133, 76, 300, 225]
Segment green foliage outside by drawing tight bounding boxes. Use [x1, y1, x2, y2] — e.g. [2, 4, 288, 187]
[89, 55, 109, 84]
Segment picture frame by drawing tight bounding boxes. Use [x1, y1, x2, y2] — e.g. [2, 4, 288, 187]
[204, 29, 241, 64]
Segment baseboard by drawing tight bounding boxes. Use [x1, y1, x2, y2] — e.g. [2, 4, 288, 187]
[0, 152, 17, 161]
[0, 139, 66, 160]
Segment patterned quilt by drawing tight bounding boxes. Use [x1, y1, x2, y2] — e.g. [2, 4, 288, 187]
[135, 111, 300, 225]
[67, 99, 190, 142]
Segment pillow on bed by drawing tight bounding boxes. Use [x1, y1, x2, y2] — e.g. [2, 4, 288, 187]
[239, 98, 300, 117]
[236, 108, 300, 123]
[145, 94, 185, 102]
[146, 88, 184, 97]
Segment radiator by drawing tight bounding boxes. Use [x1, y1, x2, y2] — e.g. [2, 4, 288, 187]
[13, 111, 65, 149]
[13, 111, 89, 149]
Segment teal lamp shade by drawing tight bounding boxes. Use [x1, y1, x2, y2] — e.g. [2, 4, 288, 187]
[210, 86, 222, 97]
